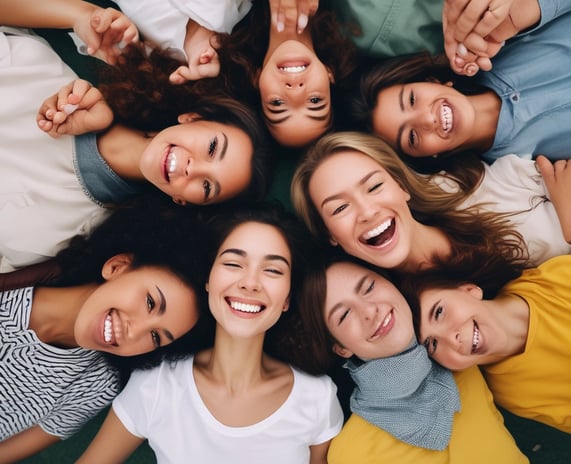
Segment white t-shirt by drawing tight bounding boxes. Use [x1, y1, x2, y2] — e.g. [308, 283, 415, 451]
[434, 154, 571, 265]
[113, 355, 344, 463]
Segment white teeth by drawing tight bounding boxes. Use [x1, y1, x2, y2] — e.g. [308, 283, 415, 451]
[441, 104, 452, 133]
[230, 301, 262, 313]
[381, 311, 393, 328]
[279, 65, 306, 73]
[364, 218, 392, 240]
[472, 322, 480, 353]
[104, 314, 112, 343]
[167, 150, 177, 174]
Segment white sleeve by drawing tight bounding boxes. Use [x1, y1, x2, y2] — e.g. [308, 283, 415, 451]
[168, 0, 253, 33]
[311, 375, 344, 445]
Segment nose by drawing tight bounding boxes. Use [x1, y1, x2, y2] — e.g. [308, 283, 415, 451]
[355, 197, 378, 223]
[413, 109, 437, 131]
[239, 270, 261, 292]
[361, 304, 378, 321]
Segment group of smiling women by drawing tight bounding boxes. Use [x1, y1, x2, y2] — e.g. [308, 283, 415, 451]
[1, 0, 570, 462]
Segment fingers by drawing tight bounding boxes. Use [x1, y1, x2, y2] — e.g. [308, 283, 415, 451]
[86, 8, 139, 64]
[269, 0, 318, 34]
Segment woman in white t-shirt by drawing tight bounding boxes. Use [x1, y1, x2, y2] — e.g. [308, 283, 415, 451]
[77, 203, 344, 463]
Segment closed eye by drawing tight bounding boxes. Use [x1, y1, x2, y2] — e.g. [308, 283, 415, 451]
[151, 330, 161, 349]
[367, 182, 383, 193]
[364, 279, 375, 295]
[408, 130, 417, 148]
[409, 90, 415, 107]
[332, 204, 348, 215]
[339, 308, 350, 325]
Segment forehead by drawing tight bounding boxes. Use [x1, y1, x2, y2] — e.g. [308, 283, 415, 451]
[219, 222, 291, 258]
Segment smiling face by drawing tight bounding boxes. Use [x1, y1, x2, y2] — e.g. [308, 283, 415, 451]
[418, 284, 505, 370]
[206, 222, 292, 339]
[139, 119, 253, 205]
[258, 40, 334, 147]
[372, 82, 476, 158]
[308, 150, 417, 271]
[74, 259, 199, 357]
[324, 262, 415, 360]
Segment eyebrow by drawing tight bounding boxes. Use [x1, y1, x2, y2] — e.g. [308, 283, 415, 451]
[264, 107, 330, 125]
[320, 170, 381, 208]
[219, 248, 291, 267]
[396, 85, 405, 154]
[155, 286, 175, 344]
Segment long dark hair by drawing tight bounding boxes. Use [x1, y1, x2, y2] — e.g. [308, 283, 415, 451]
[201, 201, 325, 375]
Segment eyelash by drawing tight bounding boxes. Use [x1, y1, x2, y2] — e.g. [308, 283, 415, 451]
[339, 308, 350, 325]
[434, 305, 443, 320]
[203, 180, 212, 200]
[368, 182, 382, 193]
[151, 330, 161, 349]
[146, 294, 155, 311]
[332, 204, 348, 215]
[309, 96, 322, 104]
[424, 337, 437, 355]
[208, 137, 218, 158]
[364, 280, 375, 295]
[270, 99, 284, 107]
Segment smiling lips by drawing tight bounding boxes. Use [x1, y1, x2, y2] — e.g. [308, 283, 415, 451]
[369, 309, 394, 340]
[162, 148, 178, 182]
[471, 320, 480, 353]
[360, 218, 395, 247]
[440, 103, 453, 134]
[227, 298, 265, 314]
[103, 310, 118, 346]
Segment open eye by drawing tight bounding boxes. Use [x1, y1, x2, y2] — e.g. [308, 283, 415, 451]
[408, 130, 417, 148]
[409, 90, 415, 107]
[332, 204, 348, 215]
[146, 294, 155, 312]
[203, 180, 212, 201]
[309, 96, 323, 104]
[151, 330, 161, 349]
[208, 137, 218, 158]
[270, 99, 285, 107]
[434, 305, 443, 321]
[423, 337, 438, 355]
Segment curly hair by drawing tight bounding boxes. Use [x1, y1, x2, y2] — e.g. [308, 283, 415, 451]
[51, 195, 214, 382]
[97, 43, 273, 201]
[200, 200, 325, 375]
[291, 132, 529, 281]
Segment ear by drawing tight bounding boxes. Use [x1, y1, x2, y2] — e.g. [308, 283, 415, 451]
[332, 343, 353, 358]
[172, 197, 187, 206]
[252, 68, 261, 89]
[459, 283, 483, 300]
[178, 112, 200, 124]
[327, 67, 335, 84]
[444, 81, 454, 87]
[205, 282, 209, 293]
[329, 236, 338, 247]
[282, 297, 290, 312]
[101, 253, 134, 280]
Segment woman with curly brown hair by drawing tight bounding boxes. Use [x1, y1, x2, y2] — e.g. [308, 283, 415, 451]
[0, 3, 271, 271]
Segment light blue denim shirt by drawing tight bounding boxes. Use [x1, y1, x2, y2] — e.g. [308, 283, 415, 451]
[478, 0, 571, 162]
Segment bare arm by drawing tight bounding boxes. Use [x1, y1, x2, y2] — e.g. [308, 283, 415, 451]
[309, 440, 330, 464]
[0, 425, 60, 464]
[76, 407, 144, 464]
[0, 0, 138, 64]
[536, 156, 571, 243]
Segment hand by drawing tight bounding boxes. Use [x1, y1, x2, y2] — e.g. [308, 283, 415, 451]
[74, 7, 139, 65]
[536, 155, 571, 243]
[169, 22, 220, 83]
[36, 79, 114, 137]
[269, 0, 319, 34]
[443, 0, 514, 74]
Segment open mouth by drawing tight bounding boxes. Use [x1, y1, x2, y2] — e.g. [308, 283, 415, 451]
[441, 103, 453, 134]
[360, 218, 395, 247]
[227, 298, 265, 314]
[277, 60, 309, 73]
[162, 147, 177, 182]
[471, 320, 480, 354]
[369, 309, 394, 340]
[103, 310, 118, 346]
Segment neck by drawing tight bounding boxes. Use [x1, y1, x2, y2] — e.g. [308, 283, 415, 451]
[28, 285, 98, 348]
[398, 223, 452, 273]
[199, 326, 268, 391]
[483, 295, 530, 363]
[464, 91, 501, 152]
[97, 124, 151, 180]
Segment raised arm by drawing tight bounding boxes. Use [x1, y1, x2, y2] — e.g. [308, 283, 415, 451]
[0, 425, 60, 464]
[536, 156, 571, 243]
[0, 0, 138, 64]
[76, 407, 144, 464]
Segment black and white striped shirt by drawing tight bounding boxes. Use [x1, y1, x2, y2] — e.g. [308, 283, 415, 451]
[0, 288, 120, 439]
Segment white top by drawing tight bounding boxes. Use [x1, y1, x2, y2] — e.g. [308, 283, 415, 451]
[113, 355, 344, 463]
[115, 0, 252, 59]
[434, 154, 571, 265]
[0, 288, 119, 440]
